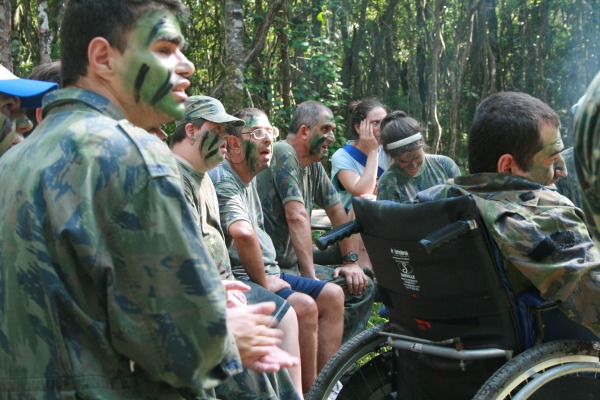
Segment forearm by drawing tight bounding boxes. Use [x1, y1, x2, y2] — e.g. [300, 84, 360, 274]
[285, 202, 316, 278]
[326, 203, 358, 256]
[231, 225, 269, 287]
[351, 151, 379, 195]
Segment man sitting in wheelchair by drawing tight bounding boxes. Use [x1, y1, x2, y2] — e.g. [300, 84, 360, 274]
[309, 91, 600, 400]
[417, 91, 600, 340]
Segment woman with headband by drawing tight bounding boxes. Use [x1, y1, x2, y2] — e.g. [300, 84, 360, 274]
[376, 110, 461, 203]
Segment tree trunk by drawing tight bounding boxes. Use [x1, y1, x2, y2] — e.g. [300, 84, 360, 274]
[0, 0, 12, 69]
[221, 0, 245, 112]
[37, 0, 53, 63]
[428, 0, 444, 154]
[448, 0, 481, 159]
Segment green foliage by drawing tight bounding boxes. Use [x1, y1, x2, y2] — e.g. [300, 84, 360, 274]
[6, 0, 600, 165]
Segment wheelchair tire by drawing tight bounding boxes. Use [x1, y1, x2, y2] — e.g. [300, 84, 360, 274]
[474, 340, 600, 400]
[307, 323, 393, 400]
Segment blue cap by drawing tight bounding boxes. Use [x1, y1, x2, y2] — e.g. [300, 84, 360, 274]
[0, 65, 58, 109]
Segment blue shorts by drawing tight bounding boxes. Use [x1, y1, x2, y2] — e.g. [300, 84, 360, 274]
[276, 272, 327, 300]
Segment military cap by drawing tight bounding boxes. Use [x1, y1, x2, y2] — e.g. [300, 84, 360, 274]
[175, 95, 244, 128]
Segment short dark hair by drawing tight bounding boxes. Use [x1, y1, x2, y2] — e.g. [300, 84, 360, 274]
[380, 110, 424, 158]
[468, 91, 560, 174]
[170, 118, 205, 146]
[289, 101, 331, 136]
[24, 61, 62, 135]
[347, 98, 388, 139]
[226, 108, 267, 137]
[60, 0, 186, 87]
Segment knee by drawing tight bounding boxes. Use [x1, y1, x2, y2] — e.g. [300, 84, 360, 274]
[288, 293, 318, 320]
[318, 283, 344, 309]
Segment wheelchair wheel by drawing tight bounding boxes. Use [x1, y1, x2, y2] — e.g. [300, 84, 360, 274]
[474, 340, 600, 400]
[307, 323, 394, 400]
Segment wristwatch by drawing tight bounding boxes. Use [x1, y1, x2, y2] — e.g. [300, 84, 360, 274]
[342, 251, 359, 263]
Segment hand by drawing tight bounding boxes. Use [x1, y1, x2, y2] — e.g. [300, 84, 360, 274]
[223, 280, 249, 308]
[360, 193, 377, 201]
[227, 302, 299, 372]
[333, 263, 369, 295]
[356, 119, 379, 155]
[243, 345, 300, 373]
[266, 275, 291, 293]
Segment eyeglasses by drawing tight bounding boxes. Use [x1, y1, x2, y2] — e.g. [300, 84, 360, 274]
[243, 127, 279, 140]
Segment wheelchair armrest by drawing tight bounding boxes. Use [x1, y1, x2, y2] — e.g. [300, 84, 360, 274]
[419, 219, 478, 254]
[315, 220, 362, 251]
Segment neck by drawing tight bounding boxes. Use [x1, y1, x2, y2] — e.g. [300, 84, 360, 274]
[286, 135, 314, 168]
[226, 156, 254, 183]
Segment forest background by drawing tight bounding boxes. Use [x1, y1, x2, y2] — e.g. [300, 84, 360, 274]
[1, 0, 599, 170]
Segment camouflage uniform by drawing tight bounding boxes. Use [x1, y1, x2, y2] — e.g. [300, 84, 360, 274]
[417, 173, 600, 337]
[256, 141, 375, 342]
[555, 147, 583, 209]
[0, 88, 241, 399]
[208, 160, 281, 279]
[377, 154, 461, 203]
[175, 158, 299, 400]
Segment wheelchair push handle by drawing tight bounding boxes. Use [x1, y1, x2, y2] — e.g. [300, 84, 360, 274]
[419, 219, 478, 254]
[315, 220, 362, 251]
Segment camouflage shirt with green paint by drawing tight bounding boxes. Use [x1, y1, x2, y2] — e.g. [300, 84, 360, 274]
[256, 141, 340, 270]
[176, 157, 233, 280]
[0, 88, 241, 399]
[417, 173, 600, 336]
[209, 160, 281, 279]
[377, 154, 461, 203]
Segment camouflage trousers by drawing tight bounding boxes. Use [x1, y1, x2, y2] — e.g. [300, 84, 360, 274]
[214, 368, 300, 400]
[314, 264, 375, 343]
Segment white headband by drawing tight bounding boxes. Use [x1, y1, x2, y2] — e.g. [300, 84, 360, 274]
[386, 132, 422, 150]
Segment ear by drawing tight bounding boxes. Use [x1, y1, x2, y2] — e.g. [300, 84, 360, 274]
[35, 107, 43, 124]
[87, 37, 116, 79]
[299, 125, 310, 140]
[497, 153, 519, 174]
[227, 135, 242, 149]
[184, 123, 196, 140]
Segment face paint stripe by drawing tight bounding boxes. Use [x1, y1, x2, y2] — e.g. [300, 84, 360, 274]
[205, 149, 220, 160]
[150, 70, 174, 106]
[147, 17, 168, 46]
[134, 64, 151, 103]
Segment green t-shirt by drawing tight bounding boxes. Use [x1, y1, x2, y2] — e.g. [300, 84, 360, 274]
[255, 141, 340, 270]
[210, 160, 281, 278]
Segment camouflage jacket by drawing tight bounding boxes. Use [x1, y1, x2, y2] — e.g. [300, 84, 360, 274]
[575, 115, 600, 243]
[417, 173, 600, 336]
[0, 88, 240, 399]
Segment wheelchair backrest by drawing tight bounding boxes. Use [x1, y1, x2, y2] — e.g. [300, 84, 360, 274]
[353, 195, 522, 351]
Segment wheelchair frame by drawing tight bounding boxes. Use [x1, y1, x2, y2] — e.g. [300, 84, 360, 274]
[308, 195, 600, 400]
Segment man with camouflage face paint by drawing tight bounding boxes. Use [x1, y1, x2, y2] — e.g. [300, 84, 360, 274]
[171, 96, 302, 399]
[417, 91, 600, 338]
[0, 0, 267, 398]
[209, 108, 345, 392]
[256, 100, 375, 344]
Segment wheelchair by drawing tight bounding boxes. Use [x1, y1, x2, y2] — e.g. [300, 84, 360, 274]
[308, 195, 600, 400]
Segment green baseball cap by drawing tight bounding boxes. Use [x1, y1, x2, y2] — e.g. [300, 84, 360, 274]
[175, 95, 244, 128]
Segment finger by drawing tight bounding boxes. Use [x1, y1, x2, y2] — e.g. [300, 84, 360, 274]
[223, 280, 251, 292]
[332, 267, 341, 278]
[246, 301, 277, 317]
